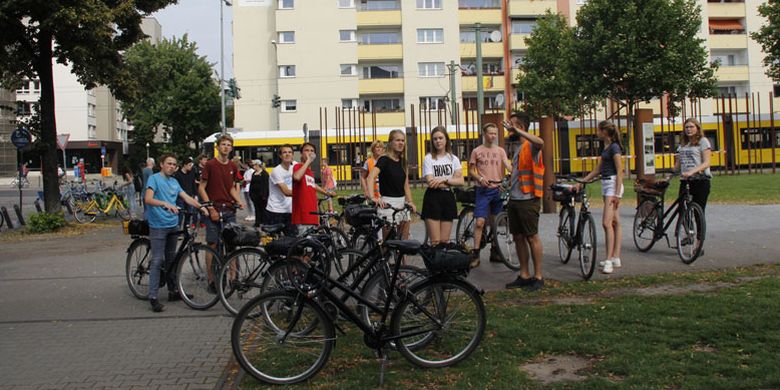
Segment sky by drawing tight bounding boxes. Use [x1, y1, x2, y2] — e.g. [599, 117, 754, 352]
[150, 1, 234, 79]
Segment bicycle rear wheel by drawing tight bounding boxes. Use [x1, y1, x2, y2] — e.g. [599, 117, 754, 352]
[455, 207, 475, 246]
[125, 238, 151, 299]
[578, 214, 597, 280]
[391, 278, 485, 368]
[232, 291, 334, 385]
[633, 200, 659, 252]
[219, 247, 269, 316]
[558, 206, 574, 264]
[676, 203, 706, 264]
[493, 211, 520, 271]
[176, 244, 223, 310]
[115, 199, 131, 220]
[73, 200, 96, 224]
[359, 265, 428, 327]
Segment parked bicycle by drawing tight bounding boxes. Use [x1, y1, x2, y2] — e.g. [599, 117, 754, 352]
[10, 173, 29, 188]
[633, 175, 706, 264]
[73, 181, 130, 223]
[551, 175, 598, 280]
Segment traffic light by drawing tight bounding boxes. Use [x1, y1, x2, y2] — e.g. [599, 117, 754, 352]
[227, 78, 241, 99]
[272, 94, 281, 108]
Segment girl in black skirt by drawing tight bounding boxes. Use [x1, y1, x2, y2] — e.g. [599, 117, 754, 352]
[422, 126, 465, 244]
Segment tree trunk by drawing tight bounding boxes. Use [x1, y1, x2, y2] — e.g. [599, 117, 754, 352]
[35, 32, 62, 213]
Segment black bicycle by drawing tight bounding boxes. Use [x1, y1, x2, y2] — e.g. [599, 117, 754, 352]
[551, 176, 598, 280]
[633, 175, 706, 264]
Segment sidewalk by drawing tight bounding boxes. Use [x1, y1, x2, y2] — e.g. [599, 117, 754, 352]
[0, 204, 778, 389]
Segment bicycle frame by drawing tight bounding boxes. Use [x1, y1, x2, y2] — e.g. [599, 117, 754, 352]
[652, 182, 692, 242]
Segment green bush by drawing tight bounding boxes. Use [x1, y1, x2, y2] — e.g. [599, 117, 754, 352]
[28, 212, 67, 233]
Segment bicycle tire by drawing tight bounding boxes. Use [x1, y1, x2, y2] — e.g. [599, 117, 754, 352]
[633, 200, 659, 252]
[359, 265, 428, 327]
[125, 238, 151, 300]
[329, 226, 349, 251]
[676, 202, 706, 264]
[232, 291, 334, 385]
[349, 230, 375, 253]
[176, 243, 223, 310]
[218, 247, 269, 316]
[493, 211, 520, 271]
[73, 200, 96, 224]
[455, 207, 475, 246]
[578, 214, 597, 280]
[114, 199, 131, 220]
[333, 248, 365, 282]
[558, 206, 574, 264]
[391, 278, 485, 368]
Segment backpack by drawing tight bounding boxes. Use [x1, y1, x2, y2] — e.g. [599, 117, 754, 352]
[133, 174, 143, 192]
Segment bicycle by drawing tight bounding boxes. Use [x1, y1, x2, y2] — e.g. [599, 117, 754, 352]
[453, 182, 520, 270]
[10, 173, 29, 189]
[551, 176, 598, 280]
[231, 234, 485, 385]
[73, 181, 130, 223]
[632, 175, 706, 264]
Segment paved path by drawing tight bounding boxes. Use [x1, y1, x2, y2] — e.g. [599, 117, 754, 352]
[0, 204, 778, 389]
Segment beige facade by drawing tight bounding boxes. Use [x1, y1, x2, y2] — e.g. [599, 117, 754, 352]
[233, 0, 778, 130]
[0, 88, 17, 175]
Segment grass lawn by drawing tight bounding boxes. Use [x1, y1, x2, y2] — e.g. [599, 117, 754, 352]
[240, 264, 780, 389]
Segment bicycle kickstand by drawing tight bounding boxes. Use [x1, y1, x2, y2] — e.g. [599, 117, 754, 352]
[377, 348, 389, 387]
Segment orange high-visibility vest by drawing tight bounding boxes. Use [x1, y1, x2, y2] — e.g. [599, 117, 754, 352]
[517, 141, 544, 198]
[366, 157, 380, 198]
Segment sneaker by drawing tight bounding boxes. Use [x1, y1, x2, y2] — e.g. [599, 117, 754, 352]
[599, 258, 613, 267]
[505, 276, 534, 289]
[469, 249, 481, 269]
[602, 260, 613, 274]
[523, 278, 544, 292]
[150, 299, 164, 312]
[611, 258, 621, 268]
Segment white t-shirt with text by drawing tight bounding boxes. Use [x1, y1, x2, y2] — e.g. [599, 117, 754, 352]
[422, 154, 461, 184]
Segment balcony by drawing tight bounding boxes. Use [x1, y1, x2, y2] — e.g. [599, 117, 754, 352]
[359, 78, 404, 94]
[458, 9, 502, 25]
[357, 10, 402, 27]
[358, 44, 403, 60]
[509, 0, 556, 16]
[461, 75, 505, 92]
[708, 34, 747, 49]
[716, 65, 749, 82]
[510, 34, 529, 50]
[364, 111, 406, 127]
[708, 2, 745, 18]
[460, 42, 503, 58]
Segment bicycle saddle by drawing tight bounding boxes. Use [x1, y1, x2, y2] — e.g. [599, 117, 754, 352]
[385, 240, 422, 254]
[260, 224, 285, 234]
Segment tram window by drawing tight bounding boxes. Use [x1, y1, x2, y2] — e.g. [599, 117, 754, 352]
[654, 134, 676, 154]
[575, 135, 602, 157]
[703, 130, 719, 151]
[741, 127, 773, 149]
[327, 144, 348, 165]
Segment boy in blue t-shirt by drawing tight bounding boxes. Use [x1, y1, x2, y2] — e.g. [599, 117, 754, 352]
[144, 153, 207, 313]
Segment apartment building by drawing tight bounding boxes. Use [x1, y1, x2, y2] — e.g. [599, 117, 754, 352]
[0, 88, 17, 176]
[233, 0, 776, 131]
[14, 17, 163, 174]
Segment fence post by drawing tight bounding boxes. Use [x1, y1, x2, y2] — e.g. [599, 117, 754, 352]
[540, 116, 556, 214]
[1, 207, 14, 229]
[13, 204, 25, 226]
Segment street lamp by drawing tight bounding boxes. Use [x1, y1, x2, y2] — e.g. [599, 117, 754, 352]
[220, 0, 233, 135]
[145, 142, 150, 160]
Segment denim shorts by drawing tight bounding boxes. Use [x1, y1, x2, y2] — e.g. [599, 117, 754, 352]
[474, 187, 503, 219]
[204, 210, 236, 244]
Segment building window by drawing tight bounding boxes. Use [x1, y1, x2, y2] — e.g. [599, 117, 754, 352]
[718, 86, 737, 96]
[342, 98, 359, 109]
[417, 28, 443, 44]
[279, 65, 296, 78]
[461, 60, 503, 76]
[359, 0, 401, 11]
[511, 19, 537, 34]
[362, 64, 402, 79]
[458, 0, 500, 9]
[32, 80, 40, 92]
[709, 18, 745, 34]
[88, 125, 97, 139]
[16, 101, 33, 116]
[576, 0, 587, 4]
[88, 103, 96, 117]
[281, 100, 297, 112]
[340, 64, 358, 76]
[339, 29, 357, 42]
[420, 96, 446, 111]
[16, 80, 30, 94]
[459, 26, 500, 43]
[278, 31, 295, 43]
[774, 84, 780, 97]
[417, 0, 442, 9]
[358, 31, 401, 45]
[278, 0, 294, 9]
[418, 62, 445, 77]
[338, 0, 355, 8]
[362, 98, 402, 112]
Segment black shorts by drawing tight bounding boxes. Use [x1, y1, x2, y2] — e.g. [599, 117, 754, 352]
[422, 188, 457, 221]
[507, 198, 540, 236]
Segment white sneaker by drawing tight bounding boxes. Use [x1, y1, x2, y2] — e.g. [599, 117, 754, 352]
[611, 258, 621, 268]
[601, 260, 613, 274]
[599, 258, 613, 267]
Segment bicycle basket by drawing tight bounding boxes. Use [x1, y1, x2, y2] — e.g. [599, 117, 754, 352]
[265, 236, 299, 257]
[550, 184, 575, 203]
[634, 177, 670, 197]
[344, 204, 377, 226]
[454, 187, 476, 204]
[123, 219, 149, 236]
[420, 243, 471, 274]
[222, 223, 260, 247]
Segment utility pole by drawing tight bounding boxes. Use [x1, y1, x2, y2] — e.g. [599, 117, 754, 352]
[447, 60, 459, 124]
[220, 0, 232, 135]
[475, 23, 484, 131]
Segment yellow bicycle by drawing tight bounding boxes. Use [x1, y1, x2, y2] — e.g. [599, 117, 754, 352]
[73, 186, 131, 223]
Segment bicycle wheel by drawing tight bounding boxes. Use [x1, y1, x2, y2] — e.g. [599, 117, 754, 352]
[73, 200, 96, 224]
[676, 203, 706, 264]
[349, 230, 375, 253]
[359, 265, 428, 327]
[219, 247, 269, 316]
[455, 207, 475, 246]
[558, 206, 574, 264]
[232, 291, 335, 385]
[260, 259, 308, 295]
[176, 243, 223, 310]
[493, 211, 519, 271]
[633, 200, 659, 252]
[332, 248, 365, 281]
[391, 278, 485, 368]
[578, 214, 597, 280]
[329, 227, 349, 251]
[114, 199, 131, 221]
[125, 238, 151, 300]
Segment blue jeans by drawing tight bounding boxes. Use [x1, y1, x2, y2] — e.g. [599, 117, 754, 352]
[148, 226, 180, 300]
[125, 187, 138, 218]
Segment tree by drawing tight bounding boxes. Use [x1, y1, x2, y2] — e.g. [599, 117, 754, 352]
[752, 0, 780, 82]
[571, 0, 718, 142]
[120, 35, 220, 159]
[0, 0, 176, 212]
[516, 11, 580, 120]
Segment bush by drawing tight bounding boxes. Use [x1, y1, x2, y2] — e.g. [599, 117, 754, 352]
[28, 212, 67, 233]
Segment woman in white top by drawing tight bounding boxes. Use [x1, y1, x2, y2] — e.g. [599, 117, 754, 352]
[422, 126, 465, 245]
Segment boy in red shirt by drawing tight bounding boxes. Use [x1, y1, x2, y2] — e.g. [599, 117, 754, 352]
[292, 142, 336, 232]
